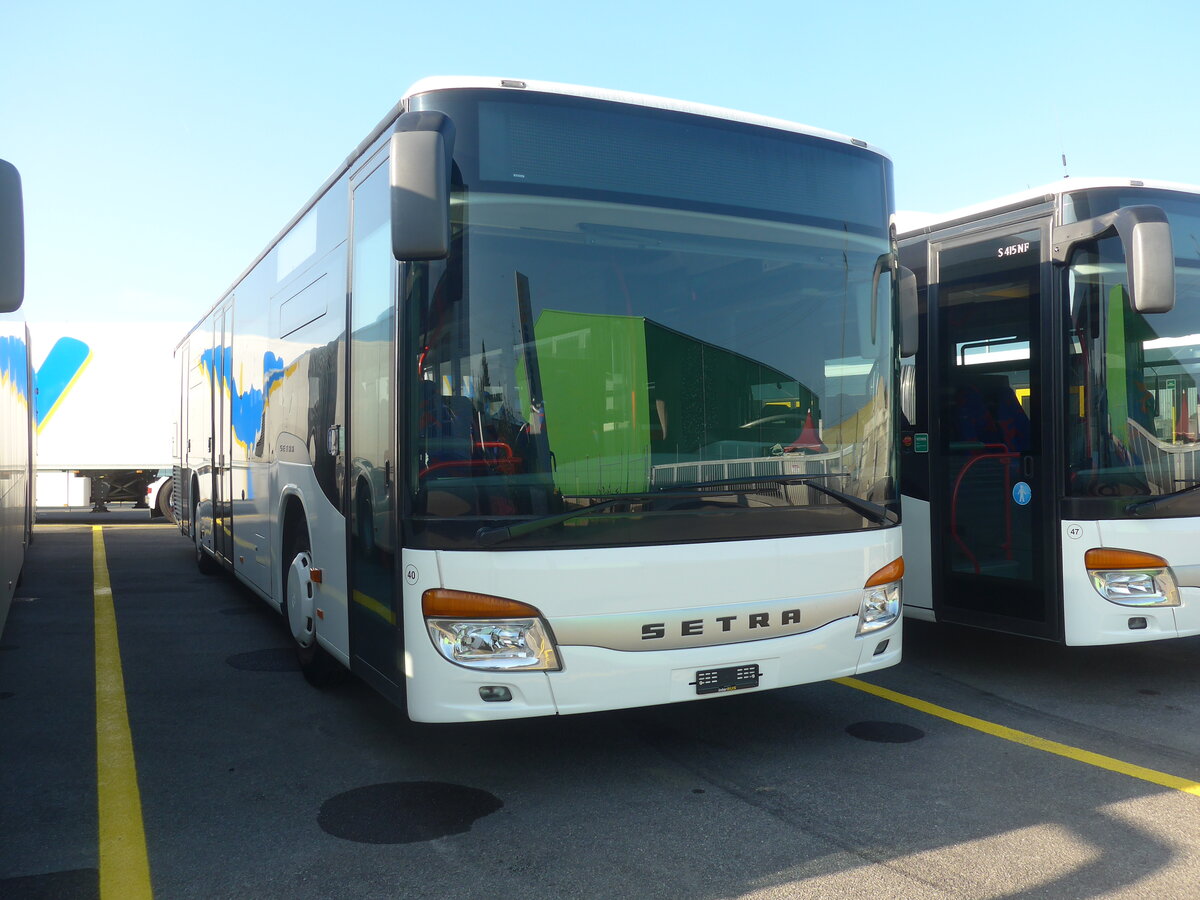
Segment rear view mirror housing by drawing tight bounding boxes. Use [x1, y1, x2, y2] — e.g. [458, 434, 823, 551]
[390, 111, 456, 261]
[0, 159, 24, 313]
[1053, 205, 1175, 314]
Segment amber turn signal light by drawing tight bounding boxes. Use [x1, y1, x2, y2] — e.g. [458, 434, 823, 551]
[422, 589, 542, 619]
[1084, 549, 1169, 571]
[865, 557, 905, 588]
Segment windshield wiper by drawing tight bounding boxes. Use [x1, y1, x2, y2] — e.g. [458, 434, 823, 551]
[659, 475, 896, 525]
[1126, 481, 1200, 517]
[475, 476, 895, 546]
[475, 491, 696, 547]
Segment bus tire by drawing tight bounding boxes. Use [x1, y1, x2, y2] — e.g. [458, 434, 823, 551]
[283, 527, 345, 688]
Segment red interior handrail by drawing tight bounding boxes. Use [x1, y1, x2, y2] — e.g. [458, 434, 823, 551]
[949, 444, 1017, 576]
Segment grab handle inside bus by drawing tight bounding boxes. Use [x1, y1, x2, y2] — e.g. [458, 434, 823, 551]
[0, 159, 24, 313]
[1052, 205, 1175, 314]
[390, 111, 456, 261]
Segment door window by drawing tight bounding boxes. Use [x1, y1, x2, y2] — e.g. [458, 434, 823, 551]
[935, 230, 1045, 622]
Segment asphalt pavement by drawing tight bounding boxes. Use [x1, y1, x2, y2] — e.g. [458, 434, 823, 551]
[2, 517, 1199, 899]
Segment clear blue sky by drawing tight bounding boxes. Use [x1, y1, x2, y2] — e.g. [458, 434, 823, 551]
[3, 0, 1197, 323]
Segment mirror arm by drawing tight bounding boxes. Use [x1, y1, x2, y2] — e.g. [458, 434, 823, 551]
[1052, 205, 1175, 314]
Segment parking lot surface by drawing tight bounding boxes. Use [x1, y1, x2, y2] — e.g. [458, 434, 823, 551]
[2, 516, 1199, 899]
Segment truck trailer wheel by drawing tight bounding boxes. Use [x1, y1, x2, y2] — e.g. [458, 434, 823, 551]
[158, 482, 175, 523]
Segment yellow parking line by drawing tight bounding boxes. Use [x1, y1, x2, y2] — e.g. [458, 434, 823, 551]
[39, 523, 168, 529]
[837, 676, 1200, 797]
[93, 526, 154, 898]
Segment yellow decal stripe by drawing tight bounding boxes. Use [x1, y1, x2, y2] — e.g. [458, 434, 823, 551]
[353, 589, 396, 625]
[93, 526, 155, 898]
[837, 676, 1200, 796]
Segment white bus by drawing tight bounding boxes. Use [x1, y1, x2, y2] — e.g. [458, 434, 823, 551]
[899, 177, 1200, 645]
[0, 158, 31, 637]
[176, 77, 911, 722]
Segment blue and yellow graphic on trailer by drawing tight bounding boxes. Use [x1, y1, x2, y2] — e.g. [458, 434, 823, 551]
[35, 336, 91, 433]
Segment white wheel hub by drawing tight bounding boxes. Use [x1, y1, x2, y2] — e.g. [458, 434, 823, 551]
[287, 551, 316, 648]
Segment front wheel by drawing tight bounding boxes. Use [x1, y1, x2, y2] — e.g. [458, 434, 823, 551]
[284, 529, 345, 688]
[194, 514, 219, 575]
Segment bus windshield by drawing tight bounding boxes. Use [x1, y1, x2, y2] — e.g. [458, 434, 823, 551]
[1065, 189, 1200, 509]
[404, 92, 896, 549]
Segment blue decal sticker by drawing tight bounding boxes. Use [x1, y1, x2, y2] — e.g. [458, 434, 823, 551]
[199, 345, 284, 453]
[1013, 481, 1032, 506]
[36, 336, 92, 431]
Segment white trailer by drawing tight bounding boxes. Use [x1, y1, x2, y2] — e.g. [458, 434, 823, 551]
[31, 321, 186, 516]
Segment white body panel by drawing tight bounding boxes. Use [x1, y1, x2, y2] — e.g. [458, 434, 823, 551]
[1061, 518, 1200, 646]
[402, 529, 901, 723]
[899, 496, 933, 612]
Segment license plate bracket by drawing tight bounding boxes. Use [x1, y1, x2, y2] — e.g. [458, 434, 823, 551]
[694, 664, 760, 695]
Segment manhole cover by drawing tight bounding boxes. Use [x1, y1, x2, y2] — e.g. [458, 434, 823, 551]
[225, 648, 299, 672]
[319, 781, 503, 844]
[845, 721, 925, 743]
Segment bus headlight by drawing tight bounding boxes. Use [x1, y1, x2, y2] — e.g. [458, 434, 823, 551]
[858, 558, 903, 635]
[423, 589, 561, 671]
[1085, 549, 1180, 607]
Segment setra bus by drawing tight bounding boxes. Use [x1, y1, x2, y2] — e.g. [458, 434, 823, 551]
[0, 158, 31, 638]
[175, 77, 913, 721]
[898, 177, 1200, 645]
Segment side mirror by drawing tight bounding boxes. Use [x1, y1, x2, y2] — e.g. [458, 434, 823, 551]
[898, 266, 918, 358]
[1053, 205, 1175, 314]
[390, 111, 456, 261]
[0, 159, 24, 313]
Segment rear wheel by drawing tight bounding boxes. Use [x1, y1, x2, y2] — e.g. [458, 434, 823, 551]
[283, 527, 345, 687]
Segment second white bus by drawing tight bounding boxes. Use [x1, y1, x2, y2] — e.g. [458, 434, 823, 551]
[899, 178, 1199, 645]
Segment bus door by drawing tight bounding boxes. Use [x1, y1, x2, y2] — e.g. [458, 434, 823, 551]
[346, 156, 401, 693]
[928, 225, 1059, 638]
[214, 304, 234, 564]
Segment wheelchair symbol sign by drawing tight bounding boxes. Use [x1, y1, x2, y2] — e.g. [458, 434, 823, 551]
[1013, 482, 1032, 506]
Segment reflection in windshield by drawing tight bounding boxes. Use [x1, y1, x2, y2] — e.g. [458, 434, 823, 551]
[407, 196, 895, 549]
[1067, 193, 1200, 502]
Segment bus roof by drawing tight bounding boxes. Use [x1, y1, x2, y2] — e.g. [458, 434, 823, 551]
[180, 77, 890, 349]
[897, 177, 1200, 239]
[403, 76, 889, 158]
